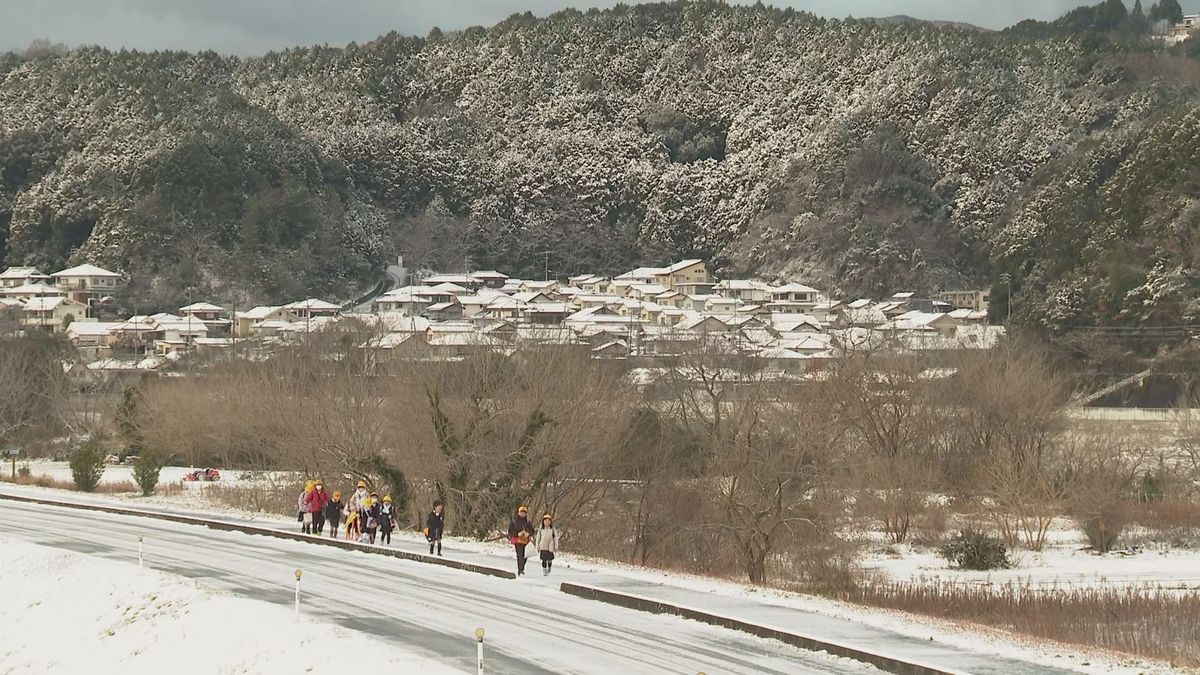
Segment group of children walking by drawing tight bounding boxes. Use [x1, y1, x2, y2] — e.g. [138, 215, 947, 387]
[297, 479, 397, 545]
[297, 482, 558, 576]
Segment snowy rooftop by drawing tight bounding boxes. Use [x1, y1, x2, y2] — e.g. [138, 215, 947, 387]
[53, 264, 119, 278]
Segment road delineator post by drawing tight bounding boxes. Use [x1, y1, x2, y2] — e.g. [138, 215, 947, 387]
[137, 534, 144, 568]
[294, 569, 302, 621]
[475, 627, 485, 675]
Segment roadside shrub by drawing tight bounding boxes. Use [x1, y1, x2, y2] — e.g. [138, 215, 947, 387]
[939, 530, 1010, 570]
[68, 442, 106, 492]
[132, 451, 163, 496]
[17, 464, 31, 478]
[1077, 502, 1129, 553]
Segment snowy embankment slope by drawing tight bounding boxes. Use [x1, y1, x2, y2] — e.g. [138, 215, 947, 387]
[0, 537, 462, 675]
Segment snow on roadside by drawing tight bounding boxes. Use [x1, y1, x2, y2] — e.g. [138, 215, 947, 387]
[0, 537, 463, 675]
[0, 481, 1188, 674]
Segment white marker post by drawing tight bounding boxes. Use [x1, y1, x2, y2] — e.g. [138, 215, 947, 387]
[137, 535, 144, 568]
[294, 569, 302, 622]
[475, 627, 485, 675]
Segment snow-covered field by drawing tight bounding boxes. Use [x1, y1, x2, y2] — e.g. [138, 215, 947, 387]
[0, 537, 462, 675]
[12, 459, 265, 486]
[859, 537, 1200, 590]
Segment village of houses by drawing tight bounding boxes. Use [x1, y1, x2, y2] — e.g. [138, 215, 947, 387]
[0, 259, 1001, 377]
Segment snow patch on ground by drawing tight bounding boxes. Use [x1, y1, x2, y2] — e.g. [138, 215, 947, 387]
[0, 537, 462, 675]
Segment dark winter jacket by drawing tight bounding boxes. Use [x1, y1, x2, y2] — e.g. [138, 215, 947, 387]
[362, 502, 381, 531]
[324, 499, 343, 523]
[507, 515, 534, 545]
[378, 504, 395, 532]
[426, 511, 445, 540]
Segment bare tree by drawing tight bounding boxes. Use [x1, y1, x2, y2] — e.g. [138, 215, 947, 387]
[0, 335, 71, 451]
[943, 346, 1069, 550]
[827, 347, 943, 544]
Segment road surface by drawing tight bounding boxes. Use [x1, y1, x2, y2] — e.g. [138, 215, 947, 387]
[0, 500, 875, 674]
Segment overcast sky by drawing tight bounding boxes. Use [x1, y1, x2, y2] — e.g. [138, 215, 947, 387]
[2, 0, 1198, 55]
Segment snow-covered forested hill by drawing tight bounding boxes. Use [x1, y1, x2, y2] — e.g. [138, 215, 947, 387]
[1, 1, 1198, 333]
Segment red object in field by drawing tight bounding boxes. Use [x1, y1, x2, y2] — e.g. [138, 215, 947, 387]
[183, 468, 221, 482]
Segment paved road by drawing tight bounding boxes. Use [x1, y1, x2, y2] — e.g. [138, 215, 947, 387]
[0, 501, 876, 674]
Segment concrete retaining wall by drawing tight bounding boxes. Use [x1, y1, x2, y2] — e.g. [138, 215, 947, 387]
[559, 582, 965, 675]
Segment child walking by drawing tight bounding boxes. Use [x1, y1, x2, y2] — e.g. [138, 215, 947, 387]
[425, 500, 445, 556]
[361, 492, 380, 545]
[325, 490, 344, 538]
[378, 495, 396, 545]
[536, 514, 558, 576]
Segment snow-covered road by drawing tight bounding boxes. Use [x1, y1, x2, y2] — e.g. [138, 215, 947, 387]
[0, 500, 876, 674]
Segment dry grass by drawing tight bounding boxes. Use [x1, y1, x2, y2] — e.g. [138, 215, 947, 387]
[1, 474, 137, 494]
[822, 579, 1200, 667]
[1128, 500, 1200, 546]
[158, 482, 184, 498]
[95, 480, 138, 494]
[206, 480, 306, 517]
[0, 474, 76, 490]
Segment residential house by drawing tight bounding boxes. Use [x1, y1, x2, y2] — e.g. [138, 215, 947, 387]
[52, 264, 121, 309]
[284, 299, 341, 321]
[626, 283, 669, 301]
[569, 275, 610, 294]
[427, 331, 508, 357]
[425, 300, 464, 322]
[0, 267, 52, 288]
[1163, 14, 1200, 44]
[704, 296, 742, 316]
[22, 296, 88, 332]
[938, 289, 990, 313]
[714, 279, 774, 303]
[613, 266, 663, 285]
[771, 283, 821, 305]
[179, 302, 225, 322]
[66, 321, 120, 359]
[468, 271, 509, 289]
[615, 260, 708, 290]
[180, 301, 230, 335]
[233, 306, 300, 338]
[153, 315, 210, 354]
[658, 259, 708, 289]
[1, 282, 65, 300]
[108, 315, 163, 353]
[374, 287, 431, 316]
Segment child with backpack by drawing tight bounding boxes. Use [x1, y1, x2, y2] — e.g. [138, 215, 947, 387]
[378, 495, 396, 545]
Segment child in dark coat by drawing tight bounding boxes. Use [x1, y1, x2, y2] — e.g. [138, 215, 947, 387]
[378, 495, 396, 545]
[324, 491, 344, 538]
[425, 500, 445, 556]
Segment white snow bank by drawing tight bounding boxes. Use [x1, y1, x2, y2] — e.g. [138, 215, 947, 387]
[0, 537, 462, 675]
